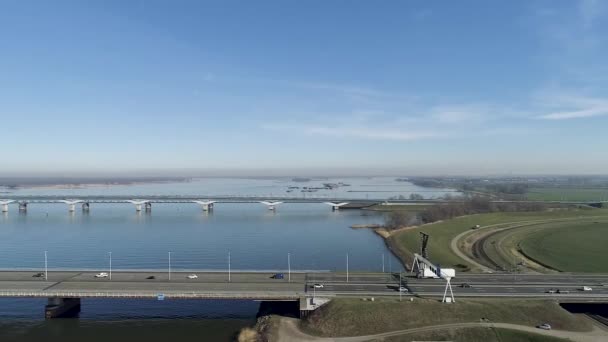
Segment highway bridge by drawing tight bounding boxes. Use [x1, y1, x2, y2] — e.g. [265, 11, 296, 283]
[1, 271, 607, 318]
[1, 195, 604, 213]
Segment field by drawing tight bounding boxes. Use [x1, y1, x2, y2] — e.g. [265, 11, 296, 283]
[387, 209, 608, 271]
[301, 298, 591, 337]
[527, 187, 608, 202]
[519, 222, 608, 272]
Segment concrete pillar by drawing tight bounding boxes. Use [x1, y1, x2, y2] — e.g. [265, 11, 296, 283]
[145, 202, 152, 211]
[68, 204, 76, 212]
[45, 298, 81, 319]
[18, 202, 28, 212]
[82, 202, 90, 212]
[1, 204, 8, 213]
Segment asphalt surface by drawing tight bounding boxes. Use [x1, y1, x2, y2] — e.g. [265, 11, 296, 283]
[1, 271, 608, 300]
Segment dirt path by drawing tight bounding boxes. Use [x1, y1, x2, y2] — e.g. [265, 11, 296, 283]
[275, 318, 608, 342]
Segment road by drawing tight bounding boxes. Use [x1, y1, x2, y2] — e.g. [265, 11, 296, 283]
[1, 271, 608, 300]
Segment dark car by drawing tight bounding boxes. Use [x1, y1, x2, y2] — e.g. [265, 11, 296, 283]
[460, 283, 472, 288]
[146, 275, 156, 280]
[271, 273, 284, 279]
[32, 272, 44, 278]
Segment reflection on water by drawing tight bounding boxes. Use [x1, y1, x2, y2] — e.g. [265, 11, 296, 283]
[0, 299, 257, 342]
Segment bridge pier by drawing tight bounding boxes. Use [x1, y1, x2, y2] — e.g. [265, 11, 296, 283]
[45, 298, 81, 319]
[18, 201, 28, 212]
[193, 200, 216, 212]
[324, 202, 349, 211]
[127, 200, 150, 212]
[0, 200, 14, 213]
[82, 202, 90, 212]
[260, 201, 283, 211]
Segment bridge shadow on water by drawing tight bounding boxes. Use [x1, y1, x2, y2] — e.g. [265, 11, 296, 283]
[560, 303, 608, 326]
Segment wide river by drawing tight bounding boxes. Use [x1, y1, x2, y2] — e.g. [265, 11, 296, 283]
[0, 177, 454, 341]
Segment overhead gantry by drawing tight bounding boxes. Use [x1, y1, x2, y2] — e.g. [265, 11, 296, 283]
[323, 202, 349, 211]
[126, 200, 152, 212]
[411, 253, 455, 303]
[0, 200, 14, 213]
[260, 201, 283, 211]
[193, 200, 216, 211]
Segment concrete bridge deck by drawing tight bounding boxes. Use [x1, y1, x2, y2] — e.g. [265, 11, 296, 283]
[1, 271, 608, 300]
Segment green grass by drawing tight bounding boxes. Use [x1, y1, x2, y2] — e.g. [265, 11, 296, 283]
[384, 327, 572, 342]
[527, 187, 608, 202]
[302, 298, 590, 337]
[388, 209, 608, 270]
[519, 222, 608, 272]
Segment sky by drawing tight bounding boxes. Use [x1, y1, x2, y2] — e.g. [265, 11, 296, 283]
[1, 0, 608, 176]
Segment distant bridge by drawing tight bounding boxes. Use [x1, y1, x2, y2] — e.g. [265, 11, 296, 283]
[0, 195, 604, 213]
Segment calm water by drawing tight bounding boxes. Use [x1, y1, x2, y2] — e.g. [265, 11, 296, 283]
[0, 177, 450, 341]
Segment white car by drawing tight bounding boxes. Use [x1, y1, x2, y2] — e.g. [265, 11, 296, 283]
[312, 284, 324, 289]
[187, 274, 198, 279]
[95, 272, 109, 278]
[398, 286, 408, 292]
[582, 286, 593, 291]
[537, 323, 552, 330]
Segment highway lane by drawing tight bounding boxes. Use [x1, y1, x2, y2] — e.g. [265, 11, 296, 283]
[1, 271, 608, 300]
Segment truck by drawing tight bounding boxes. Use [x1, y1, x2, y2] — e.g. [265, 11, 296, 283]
[421, 268, 456, 279]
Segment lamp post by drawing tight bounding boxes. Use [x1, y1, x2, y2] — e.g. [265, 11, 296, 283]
[346, 253, 349, 283]
[288, 252, 291, 282]
[108, 252, 112, 280]
[44, 251, 48, 281]
[168, 251, 172, 281]
[228, 251, 231, 283]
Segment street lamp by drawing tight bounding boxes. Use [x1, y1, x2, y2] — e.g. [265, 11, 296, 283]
[288, 252, 291, 282]
[228, 251, 231, 283]
[346, 253, 349, 283]
[168, 251, 172, 281]
[44, 251, 48, 281]
[108, 252, 112, 280]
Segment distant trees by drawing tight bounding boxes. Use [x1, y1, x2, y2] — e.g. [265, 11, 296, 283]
[417, 196, 548, 224]
[384, 211, 416, 230]
[409, 193, 424, 200]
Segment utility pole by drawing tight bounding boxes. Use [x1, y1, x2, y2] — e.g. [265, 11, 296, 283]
[168, 251, 171, 281]
[346, 253, 349, 283]
[288, 252, 291, 282]
[44, 251, 48, 281]
[382, 253, 385, 273]
[108, 252, 112, 280]
[399, 272, 402, 302]
[228, 251, 231, 282]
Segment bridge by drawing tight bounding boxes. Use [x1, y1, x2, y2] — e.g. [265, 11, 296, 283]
[1, 270, 607, 318]
[1, 195, 604, 213]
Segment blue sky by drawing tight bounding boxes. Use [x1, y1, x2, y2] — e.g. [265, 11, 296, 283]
[1, 0, 607, 175]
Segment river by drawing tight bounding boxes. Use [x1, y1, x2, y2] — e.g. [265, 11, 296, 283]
[0, 177, 453, 341]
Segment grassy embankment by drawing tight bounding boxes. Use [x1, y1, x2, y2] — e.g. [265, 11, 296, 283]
[386, 208, 608, 271]
[302, 298, 590, 337]
[527, 187, 608, 202]
[517, 222, 608, 272]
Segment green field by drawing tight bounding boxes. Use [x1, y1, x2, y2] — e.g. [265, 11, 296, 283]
[388, 209, 608, 271]
[302, 298, 590, 337]
[527, 187, 608, 202]
[519, 222, 608, 272]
